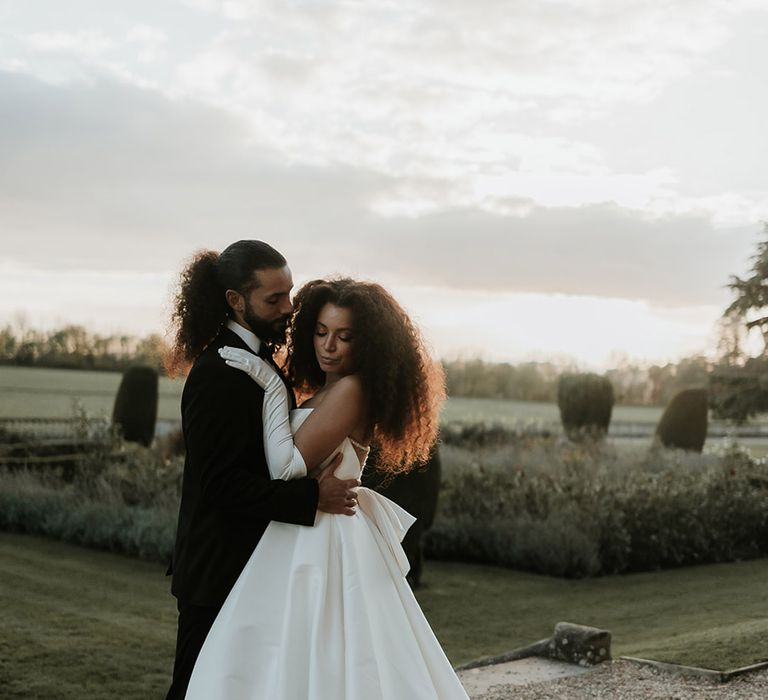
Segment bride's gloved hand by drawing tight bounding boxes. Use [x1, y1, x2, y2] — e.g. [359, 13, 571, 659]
[218, 346, 287, 401]
[218, 345, 305, 481]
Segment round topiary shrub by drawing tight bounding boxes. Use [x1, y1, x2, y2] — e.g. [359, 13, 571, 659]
[557, 373, 614, 442]
[655, 388, 708, 452]
[112, 366, 159, 447]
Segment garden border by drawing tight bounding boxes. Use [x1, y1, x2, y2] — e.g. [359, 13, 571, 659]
[619, 655, 768, 683]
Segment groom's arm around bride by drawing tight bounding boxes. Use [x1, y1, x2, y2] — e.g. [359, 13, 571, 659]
[169, 332, 318, 606]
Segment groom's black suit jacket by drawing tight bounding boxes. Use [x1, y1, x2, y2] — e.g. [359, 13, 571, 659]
[168, 327, 319, 607]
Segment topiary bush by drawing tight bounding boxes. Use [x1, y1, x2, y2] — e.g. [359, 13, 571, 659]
[656, 388, 708, 452]
[557, 373, 614, 441]
[112, 366, 158, 447]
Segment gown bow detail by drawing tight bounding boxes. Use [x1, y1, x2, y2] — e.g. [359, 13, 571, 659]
[355, 487, 416, 577]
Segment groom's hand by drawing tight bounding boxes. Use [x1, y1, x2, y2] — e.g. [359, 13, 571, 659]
[316, 455, 360, 516]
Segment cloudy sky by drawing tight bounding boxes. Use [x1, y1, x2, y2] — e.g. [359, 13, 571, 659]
[1, 0, 767, 368]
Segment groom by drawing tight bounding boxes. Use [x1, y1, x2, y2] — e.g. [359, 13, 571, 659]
[165, 240, 359, 700]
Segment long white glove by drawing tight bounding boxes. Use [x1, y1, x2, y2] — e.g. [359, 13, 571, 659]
[218, 346, 307, 481]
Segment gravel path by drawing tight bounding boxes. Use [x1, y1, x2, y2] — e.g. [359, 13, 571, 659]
[474, 660, 768, 699]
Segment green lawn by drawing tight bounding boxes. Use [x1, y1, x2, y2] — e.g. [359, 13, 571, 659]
[2, 533, 768, 699]
[0, 532, 177, 699]
[0, 366, 185, 421]
[420, 560, 768, 670]
[441, 396, 665, 427]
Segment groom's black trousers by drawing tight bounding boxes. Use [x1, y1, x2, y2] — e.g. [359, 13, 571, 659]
[165, 600, 220, 700]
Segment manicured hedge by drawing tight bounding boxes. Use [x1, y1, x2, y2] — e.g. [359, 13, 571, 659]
[3, 432, 767, 578]
[426, 443, 768, 577]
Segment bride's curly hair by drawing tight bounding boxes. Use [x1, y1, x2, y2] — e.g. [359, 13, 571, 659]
[286, 278, 445, 474]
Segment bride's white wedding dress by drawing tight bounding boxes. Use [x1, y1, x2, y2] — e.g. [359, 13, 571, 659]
[186, 408, 469, 699]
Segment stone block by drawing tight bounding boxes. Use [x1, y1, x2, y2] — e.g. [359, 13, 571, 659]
[547, 621, 611, 666]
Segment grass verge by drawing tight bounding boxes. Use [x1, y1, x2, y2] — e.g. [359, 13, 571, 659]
[2, 532, 768, 699]
[418, 559, 768, 670]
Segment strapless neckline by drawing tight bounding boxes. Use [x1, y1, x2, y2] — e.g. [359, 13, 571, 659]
[293, 406, 370, 453]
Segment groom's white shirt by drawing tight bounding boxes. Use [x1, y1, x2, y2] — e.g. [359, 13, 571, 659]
[226, 319, 261, 355]
[224, 319, 307, 479]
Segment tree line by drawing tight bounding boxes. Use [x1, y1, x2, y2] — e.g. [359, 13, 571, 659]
[442, 356, 711, 406]
[0, 323, 167, 373]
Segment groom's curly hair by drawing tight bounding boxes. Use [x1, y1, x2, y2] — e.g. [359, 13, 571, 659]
[286, 278, 445, 474]
[165, 241, 286, 376]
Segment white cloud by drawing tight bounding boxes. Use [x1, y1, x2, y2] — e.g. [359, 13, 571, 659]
[5, 2, 767, 226]
[154, 0, 768, 226]
[23, 30, 113, 56]
[126, 25, 168, 63]
[647, 191, 768, 228]
[0, 70, 758, 310]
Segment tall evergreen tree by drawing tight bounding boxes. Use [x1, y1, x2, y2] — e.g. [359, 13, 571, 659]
[710, 226, 768, 422]
[725, 229, 768, 353]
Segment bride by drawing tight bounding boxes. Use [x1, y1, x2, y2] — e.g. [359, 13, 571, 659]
[185, 278, 469, 699]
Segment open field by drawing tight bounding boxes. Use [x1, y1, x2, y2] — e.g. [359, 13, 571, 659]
[0, 366, 185, 421]
[2, 367, 667, 426]
[2, 532, 768, 699]
[3, 366, 768, 453]
[442, 396, 666, 428]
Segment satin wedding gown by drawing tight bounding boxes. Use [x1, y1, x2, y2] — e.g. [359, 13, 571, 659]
[185, 408, 469, 699]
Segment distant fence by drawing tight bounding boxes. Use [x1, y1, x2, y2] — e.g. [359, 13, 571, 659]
[0, 422, 108, 478]
[609, 420, 768, 439]
[0, 417, 96, 438]
[0, 418, 182, 477]
[2, 415, 766, 441]
[441, 417, 768, 442]
[1, 414, 766, 474]
[0, 417, 181, 438]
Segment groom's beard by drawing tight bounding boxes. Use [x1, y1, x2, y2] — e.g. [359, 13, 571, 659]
[243, 305, 290, 344]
